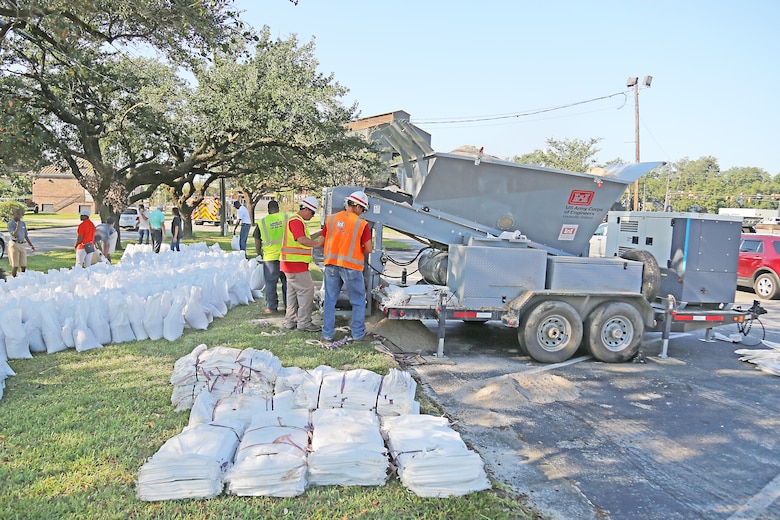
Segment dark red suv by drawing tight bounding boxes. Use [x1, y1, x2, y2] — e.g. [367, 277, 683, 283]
[738, 234, 780, 299]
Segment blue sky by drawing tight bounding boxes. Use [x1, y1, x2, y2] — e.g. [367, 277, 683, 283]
[237, 1, 780, 175]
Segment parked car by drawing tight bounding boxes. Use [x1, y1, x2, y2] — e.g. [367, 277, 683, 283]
[738, 234, 780, 299]
[588, 222, 608, 257]
[119, 207, 139, 231]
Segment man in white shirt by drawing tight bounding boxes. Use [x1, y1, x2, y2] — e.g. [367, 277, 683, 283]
[137, 203, 150, 244]
[232, 200, 252, 253]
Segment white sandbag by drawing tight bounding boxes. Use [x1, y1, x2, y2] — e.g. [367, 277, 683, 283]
[231, 235, 240, 250]
[73, 304, 103, 352]
[137, 421, 243, 501]
[61, 317, 76, 349]
[0, 327, 7, 362]
[40, 303, 66, 354]
[225, 410, 311, 497]
[377, 368, 418, 417]
[143, 295, 165, 341]
[212, 393, 274, 428]
[184, 286, 209, 330]
[381, 414, 491, 497]
[188, 389, 218, 426]
[86, 294, 112, 345]
[108, 297, 136, 344]
[126, 293, 148, 341]
[308, 408, 388, 487]
[162, 292, 186, 342]
[318, 368, 383, 412]
[250, 259, 265, 292]
[22, 302, 46, 353]
[1, 308, 31, 359]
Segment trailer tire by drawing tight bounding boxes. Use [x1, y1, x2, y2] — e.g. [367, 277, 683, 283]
[620, 249, 661, 302]
[519, 300, 582, 363]
[584, 302, 644, 363]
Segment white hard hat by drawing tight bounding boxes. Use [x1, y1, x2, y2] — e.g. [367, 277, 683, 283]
[300, 196, 319, 212]
[346, 190, 369, 209]
[80, 209, 91, 217]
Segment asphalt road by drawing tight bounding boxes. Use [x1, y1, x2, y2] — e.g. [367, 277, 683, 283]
[399, 292, 780, 520]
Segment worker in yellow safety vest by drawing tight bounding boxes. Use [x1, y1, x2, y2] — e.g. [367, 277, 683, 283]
[254, 200, 287, 314]
[280, 196, 324, 333]
[321, 190, 373, 343]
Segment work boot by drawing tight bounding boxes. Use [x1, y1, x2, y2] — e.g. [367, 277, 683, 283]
[298, 324, 321, 333]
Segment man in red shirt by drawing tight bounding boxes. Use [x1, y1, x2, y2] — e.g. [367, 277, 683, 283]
[280, 196, 324, 332]
[75, 209, 97, 268]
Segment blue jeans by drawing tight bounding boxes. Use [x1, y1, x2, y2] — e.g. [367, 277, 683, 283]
[170, 237, 180, 251]
[323, 264, 367, 340]
[138, 229, 150, 244]
[239, 223, 250, 251]
[262, 260, 287, 311]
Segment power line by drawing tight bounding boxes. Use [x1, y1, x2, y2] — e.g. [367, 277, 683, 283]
[412, 91, 629, 125]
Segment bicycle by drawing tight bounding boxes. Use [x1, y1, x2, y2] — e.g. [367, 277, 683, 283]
[734, 299, 767, 345]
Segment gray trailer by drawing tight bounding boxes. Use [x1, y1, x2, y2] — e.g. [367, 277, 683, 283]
[320, 122, 750, 363]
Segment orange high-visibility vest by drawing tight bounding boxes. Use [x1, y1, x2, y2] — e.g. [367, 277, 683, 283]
[323, 210, 368, 271]
[280, 214, 312, 263]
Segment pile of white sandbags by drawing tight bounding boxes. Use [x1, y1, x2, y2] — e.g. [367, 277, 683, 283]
[140, 345, 490, 500]
[137, 420, 244, 501]
[0, 243, 255, 402]
[0, 243, 252, 357]
[308, 409, 389, 487]
[381, 414, 491, 497]
[169, 345, 282, 412]
[225, 409, 311, 497]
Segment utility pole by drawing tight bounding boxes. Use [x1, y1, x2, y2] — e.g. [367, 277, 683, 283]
[627, 76, 652, 211]
[633, 81, 640, 210]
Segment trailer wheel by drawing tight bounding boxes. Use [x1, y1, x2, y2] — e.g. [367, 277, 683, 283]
[620, 249, 660, 302]
[519, 300, 582, 363]
[584, 302, 644, 362]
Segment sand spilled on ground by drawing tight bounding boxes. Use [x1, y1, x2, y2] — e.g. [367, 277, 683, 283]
[455, 372, 580, 408]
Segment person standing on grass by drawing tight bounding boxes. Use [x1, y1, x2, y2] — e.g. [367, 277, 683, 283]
[7, 207, 35, 277]
[94, 216, 117, 264]
[74, 209, 96, 268]
[137, 203, 150, 244]
[280, 196, 324, 333]
[256, 200, 287, 314]
[321, 191, 373, 343]
[149, 203, 166, 254]
[232, 200, 251, 253]
[170, 207, 183, 251]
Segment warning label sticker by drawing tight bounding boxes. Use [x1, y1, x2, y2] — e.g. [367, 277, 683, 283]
[558, 224, 579, 241]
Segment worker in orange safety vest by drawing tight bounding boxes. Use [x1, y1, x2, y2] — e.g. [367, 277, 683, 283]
[321, 190, 373, 342]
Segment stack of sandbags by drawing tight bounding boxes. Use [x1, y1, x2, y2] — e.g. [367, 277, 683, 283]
[274, 365, 341, 411]
[225, 409, 311, 497]
[169, 344, 282, 412]
[137, 420, 244, 501]
[376, 368, 419, 416]
[308, 408, 388, 486]
[318, 368, 383, 412]
[381, 414, 490, 497]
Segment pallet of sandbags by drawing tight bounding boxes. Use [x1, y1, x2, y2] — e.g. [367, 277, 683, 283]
[225, 409, 311, 497]
[137, 420, 244, 501]
[381, 414, 490, 497]
[308, 408, 388, 486]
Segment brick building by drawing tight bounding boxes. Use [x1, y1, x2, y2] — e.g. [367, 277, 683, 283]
[32, 160, 95, 214]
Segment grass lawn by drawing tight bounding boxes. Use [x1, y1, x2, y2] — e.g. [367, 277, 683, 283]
[0, 250, 534, 520]
[21, 213, 84, 229]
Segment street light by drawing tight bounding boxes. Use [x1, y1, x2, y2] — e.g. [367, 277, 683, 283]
[627, 75, 653, 210]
